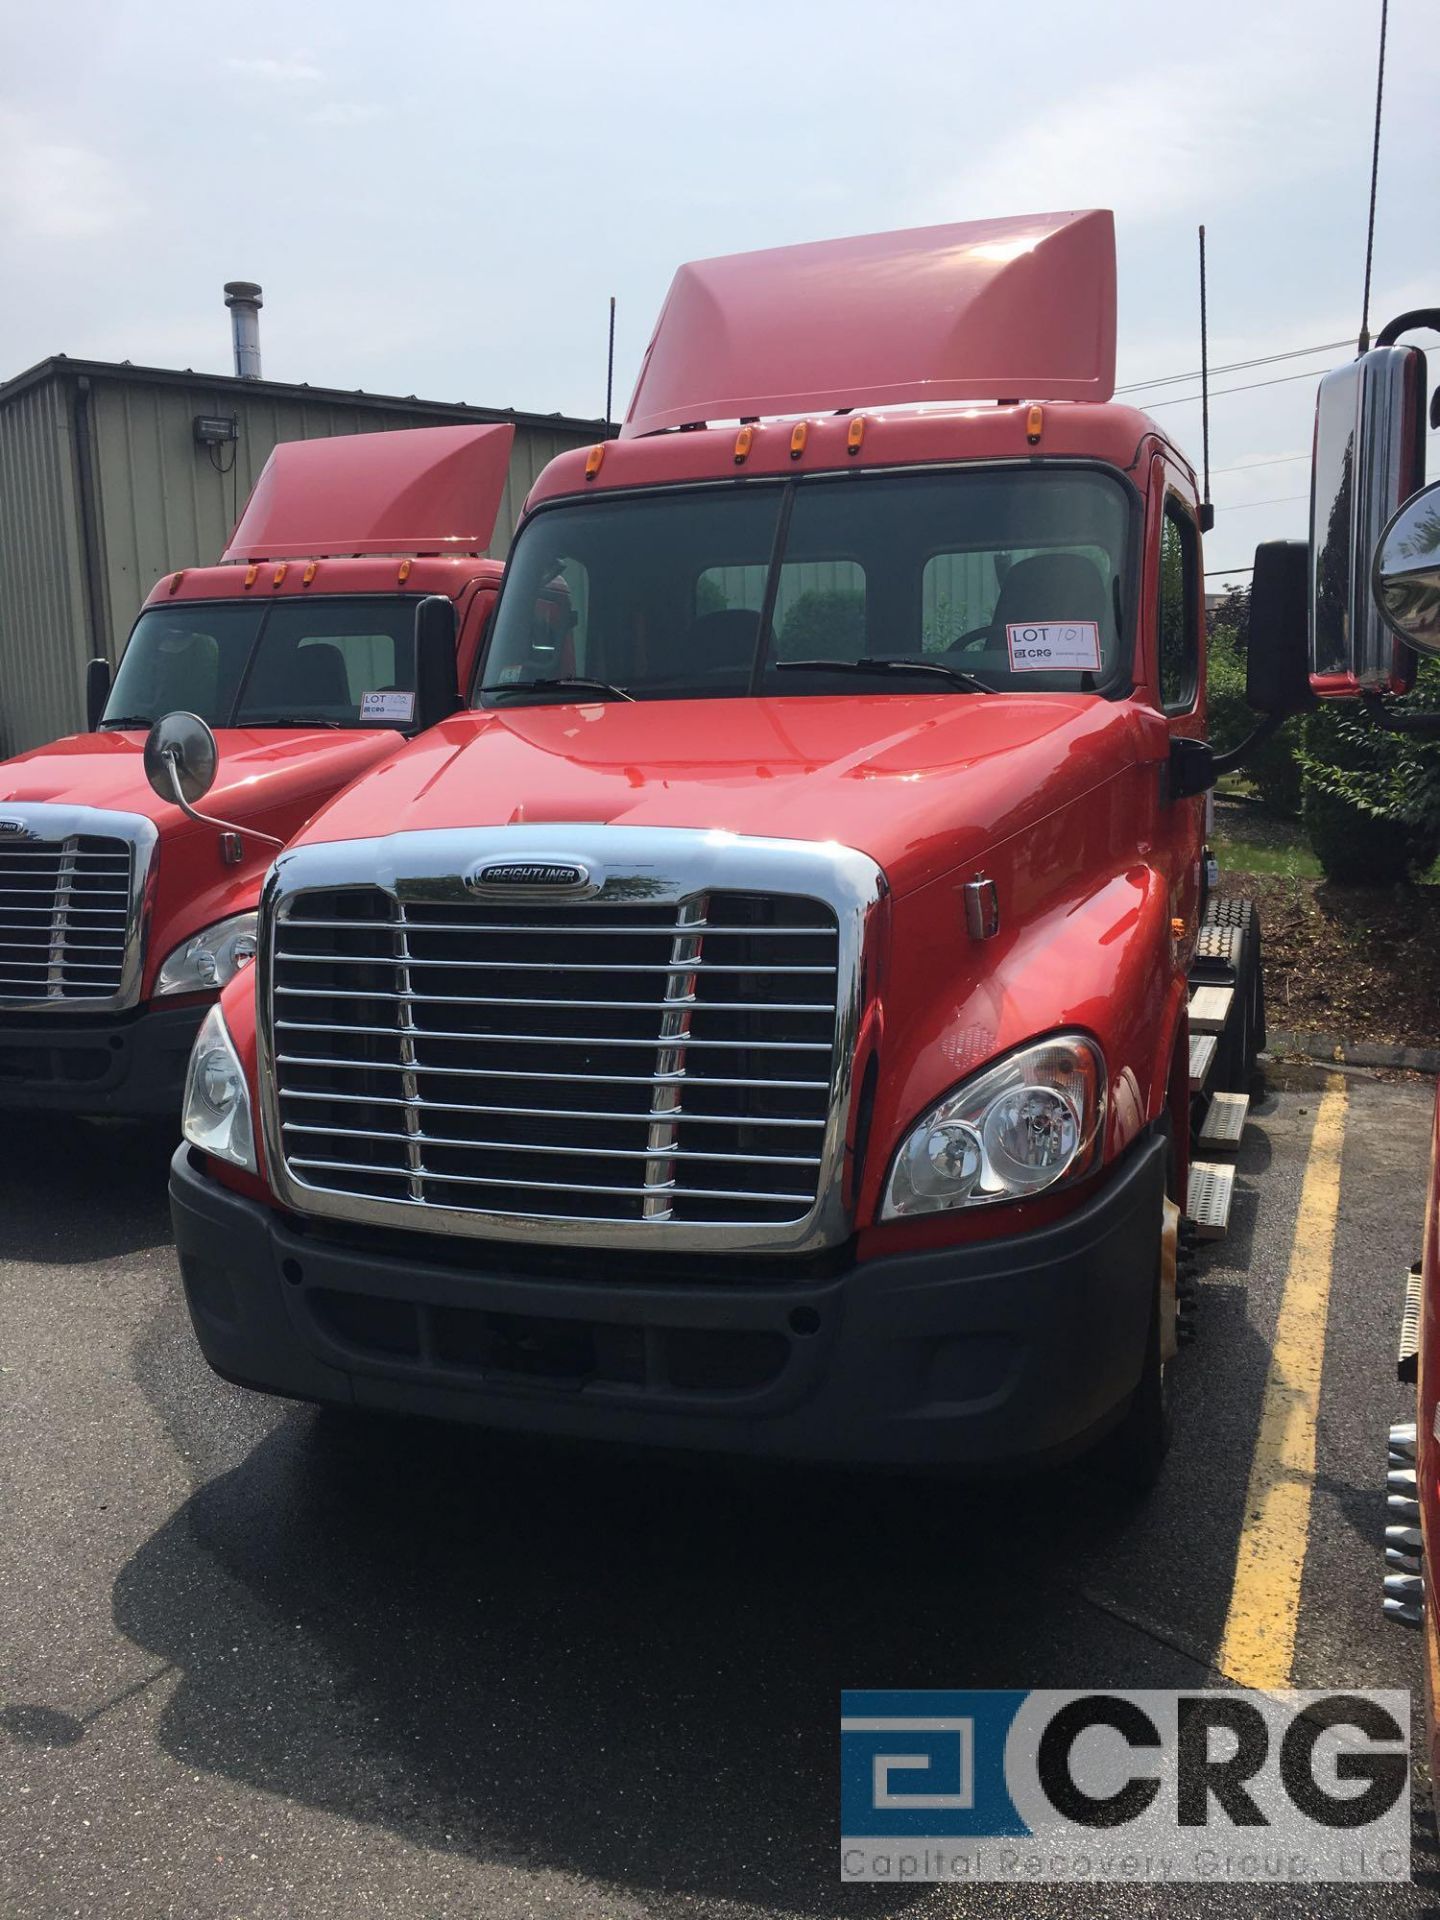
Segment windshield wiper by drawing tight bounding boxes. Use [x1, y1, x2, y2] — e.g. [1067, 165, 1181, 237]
[775, 656, 995, 694]
[487, 676, 636, 703]
[241, 715, 346, 730]
[97, 715, 154, 731]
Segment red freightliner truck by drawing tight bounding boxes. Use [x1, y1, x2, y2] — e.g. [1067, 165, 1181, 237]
[0, 422, 515, 1116]
[165, 211, 1292, 1482]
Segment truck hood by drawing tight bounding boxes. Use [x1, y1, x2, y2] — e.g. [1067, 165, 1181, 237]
[298, 695, 1155, 899]
[0, 727, 402, 830]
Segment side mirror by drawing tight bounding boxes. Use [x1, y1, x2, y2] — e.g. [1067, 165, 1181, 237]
[143, 711, 219, 809]
[413, 595, 460, 731]
[1310, 344, 1427, 695]
[1245, 539, 1314, 716]
[1373, 478, 1440, 656]
[141, 710, 284, 854]
[85, 658, 112, 731]
[1169, 736, 1215, 802]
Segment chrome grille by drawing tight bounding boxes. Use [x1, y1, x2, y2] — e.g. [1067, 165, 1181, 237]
[0, 833, 136, 1004]
[270, 886, 840, 1229]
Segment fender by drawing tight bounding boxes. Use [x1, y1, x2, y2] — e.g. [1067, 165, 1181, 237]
[856, 759, 1185, 1241]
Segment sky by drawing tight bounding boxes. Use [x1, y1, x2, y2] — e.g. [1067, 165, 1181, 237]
[2, 0, 1436, 580]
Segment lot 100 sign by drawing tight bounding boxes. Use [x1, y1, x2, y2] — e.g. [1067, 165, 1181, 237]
[840, 1690, 1409, 1883]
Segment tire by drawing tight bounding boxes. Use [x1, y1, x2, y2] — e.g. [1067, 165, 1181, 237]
[1094, 1137, 1180, 1493]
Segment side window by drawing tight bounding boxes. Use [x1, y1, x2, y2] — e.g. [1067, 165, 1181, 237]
[1157, 501, 1199, 712]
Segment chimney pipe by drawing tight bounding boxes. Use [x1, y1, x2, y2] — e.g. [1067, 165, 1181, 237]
[223, 280, 263, 380]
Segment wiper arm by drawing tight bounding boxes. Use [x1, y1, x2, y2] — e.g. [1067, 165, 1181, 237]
[241, 716, 346, 730]
[775, 656, 995, 694]
[97, 715, 154, 731]
[487, 676, 636, 703]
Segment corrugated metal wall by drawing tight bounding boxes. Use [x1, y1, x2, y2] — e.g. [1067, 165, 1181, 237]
[0, 364, 600, 757]
[0, 378, 91, 758]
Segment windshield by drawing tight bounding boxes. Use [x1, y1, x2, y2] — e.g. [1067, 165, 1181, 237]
[478, 467, 1134, 705]
[101, 596, 423, 730]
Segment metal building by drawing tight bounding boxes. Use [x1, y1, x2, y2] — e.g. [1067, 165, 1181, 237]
[0, 356, 606, 757]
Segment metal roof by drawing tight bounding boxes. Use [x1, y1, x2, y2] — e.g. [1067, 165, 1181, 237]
[0, 354, 609, 437]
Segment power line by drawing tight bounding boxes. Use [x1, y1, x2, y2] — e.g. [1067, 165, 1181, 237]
[1116, 338, 1351, 395]
[1211, 452, 1309, 476]
[1213, 492, 1311, 513]
[1205, 566, 1254, 577]
[1142, 367, 1330, 411]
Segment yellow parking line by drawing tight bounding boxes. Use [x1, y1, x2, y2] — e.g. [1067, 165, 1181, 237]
[1217, 1072, 1349, 1689]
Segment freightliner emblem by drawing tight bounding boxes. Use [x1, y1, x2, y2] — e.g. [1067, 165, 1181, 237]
[0, 818, 36, 840]
[465, 858, 593, 892]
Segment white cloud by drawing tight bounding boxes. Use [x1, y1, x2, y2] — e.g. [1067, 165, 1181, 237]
[225, 54, 323, 85]
[306, 101, 387, 127]
[0, 111, 141, 241]
[933, 58, 1340, 226]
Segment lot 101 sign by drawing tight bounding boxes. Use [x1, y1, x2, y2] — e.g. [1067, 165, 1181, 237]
[1005, 620, 1102, 671]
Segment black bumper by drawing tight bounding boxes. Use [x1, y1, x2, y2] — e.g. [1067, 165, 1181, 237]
[170, 1133, 1166, 1469]
[0, 1001, 206, 1116]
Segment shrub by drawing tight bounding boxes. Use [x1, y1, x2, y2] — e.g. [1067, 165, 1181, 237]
[1297, 656, 1440, 884]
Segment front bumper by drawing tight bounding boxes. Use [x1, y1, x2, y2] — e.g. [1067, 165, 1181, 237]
[0, 1000, 207, 1116]
[170, 1132, 1166, 1469]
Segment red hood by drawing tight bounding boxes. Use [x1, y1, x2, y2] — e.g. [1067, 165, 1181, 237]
[0, 726, 402, 827]
[298, 695, 1155, 898]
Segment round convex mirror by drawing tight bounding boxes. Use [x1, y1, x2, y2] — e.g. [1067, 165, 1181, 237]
[143, 711, 219, 807]
[1373, 480, 1440, 657]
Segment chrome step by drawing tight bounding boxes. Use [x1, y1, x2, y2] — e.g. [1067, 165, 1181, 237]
[1198, 1090, 1249, 1153]
[1188, 984, 1235, 1035]
[1186, 1160, 1235, 1239]
[1389, 1420, 1417, 1465]
[1398, 1263, 1423, 1384]
[1189, 1032, 1218, 1093]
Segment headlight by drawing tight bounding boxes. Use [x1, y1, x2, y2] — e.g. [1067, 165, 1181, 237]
[181, 1004, 257, 1172]
[880, 1033, 1104, 1219]
[156, 912, 258, 997]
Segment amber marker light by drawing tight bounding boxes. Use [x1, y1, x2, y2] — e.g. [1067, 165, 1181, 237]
[1026, 405, 1044, 445]
[790, 422, 808, 460]
[168, 571, 185, 595]
[397, 559, 413, 583]
[302, 562, 318, 586]
[584, 443, 606, 480]
[272, 564, 288, 586]
[846, 416, 866, 456]
[734, 426, 755, 465]
[244, 565, 258, 588]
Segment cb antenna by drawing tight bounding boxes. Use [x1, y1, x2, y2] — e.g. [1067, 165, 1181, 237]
[605, 296, 616, 433]
[1198, 224, 1214, 532]
[1358, 0, 1390, 354]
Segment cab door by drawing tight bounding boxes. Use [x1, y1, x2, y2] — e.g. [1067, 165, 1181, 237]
[1149, 454, 1207, 954]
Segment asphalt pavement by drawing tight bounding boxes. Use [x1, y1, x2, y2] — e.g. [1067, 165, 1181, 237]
[1, 1059, 1436, 1919]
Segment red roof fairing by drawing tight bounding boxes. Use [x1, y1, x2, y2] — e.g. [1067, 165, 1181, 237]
[223, 423, 515, 562]
[623, 210, 1116, 437]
